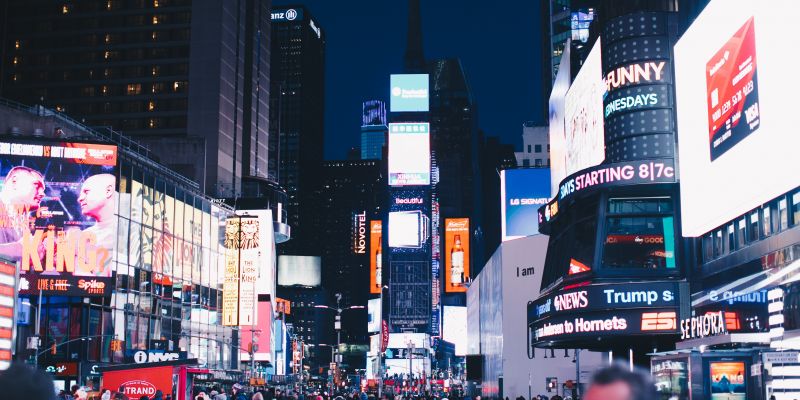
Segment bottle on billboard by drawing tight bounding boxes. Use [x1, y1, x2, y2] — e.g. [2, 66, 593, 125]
[451, 235, 464, 285]
[375, 235, 382, 288]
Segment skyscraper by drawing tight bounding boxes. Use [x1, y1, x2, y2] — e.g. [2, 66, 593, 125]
[360, 100, 387, 160]
[269, 5, 326, 255]
[0, 0, 272, 196]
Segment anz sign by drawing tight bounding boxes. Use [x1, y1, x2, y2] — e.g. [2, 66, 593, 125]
[272, 8, 303, 22]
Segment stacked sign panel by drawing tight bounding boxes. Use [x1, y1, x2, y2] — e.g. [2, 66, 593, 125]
[0, 260, 14, 370]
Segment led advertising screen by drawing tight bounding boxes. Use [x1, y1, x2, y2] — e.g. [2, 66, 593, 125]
[390, 74, 429, 112]
[0, 261, 14, 370]
[388, 211, 425, 248]
[277, 255, 322, 287]
[675, 1, 800, 237]
[369, 220, 382, 294]
[0, 140, 119, 297]
[368, 298, 381, 333]
[442, 306, 467, 356]
[563, 39, 606, 182]
[709, 362, 746, 399]
[388, 123, 430, 186]
[444, 218, 469, 292]
[549, 40, 572, 197]
[222, 216, 261, 326]
[500, 169, 551, 241]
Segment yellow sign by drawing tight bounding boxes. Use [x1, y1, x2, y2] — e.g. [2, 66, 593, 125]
[222, 218, 241, 326]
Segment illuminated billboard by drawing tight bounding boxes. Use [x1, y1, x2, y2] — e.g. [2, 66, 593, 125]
[277, 255, 321, 287]
[353, 211, 367, 255]
[0, 140, 119, 296]
[388, 123, 430, 186]
[500, 169, 550, 241]
[0, 261, 14, 370]
[442, 306, 467, 356]
[675, 1, 800, 237]
[549, 40, 571, 197]
[388, 211, 429, 249]
[390, 74, 429, 112]
[563, 39, 605, 182]
[368, 298, 381, 333]
[444, 218, 469, 292]
[369, 220, 382, 294]
[222, 216, 261, 326]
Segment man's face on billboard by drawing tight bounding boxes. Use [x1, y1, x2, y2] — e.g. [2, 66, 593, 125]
[6, 169, 45, 210]
[78, 174, 114, 219]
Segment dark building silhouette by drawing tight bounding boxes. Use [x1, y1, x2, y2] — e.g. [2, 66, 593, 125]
[478, 134, 518, 270]
[269, 5, 326, 257]
[311, 159, 385, 368]
[0, 0, 272, 196]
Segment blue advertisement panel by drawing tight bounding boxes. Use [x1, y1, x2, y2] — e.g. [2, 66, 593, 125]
[390, 74, 429, 112]
[501, 169, 551, 241]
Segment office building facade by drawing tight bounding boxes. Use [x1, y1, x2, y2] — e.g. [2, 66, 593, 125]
[515, 122, 550, 168]
[0, 0, 272, 196]
[360, 100, 387, 161]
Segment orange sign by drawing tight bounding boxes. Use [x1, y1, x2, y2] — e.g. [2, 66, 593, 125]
[640, 311, 677, 331]
[444, 218, 469, 293]
[370, 221, 382, 294]
[276, 297, 292, 315]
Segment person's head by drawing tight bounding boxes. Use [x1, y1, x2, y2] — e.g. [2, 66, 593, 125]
[0, 362, 56, 400]
[78, 173, 115, 222]
[253, 394, 264, 400]
[140, 396, 150, 400]
[1, 166, 45, 210]
[585, 363, 657, 400]
[154, 390, 164, 399]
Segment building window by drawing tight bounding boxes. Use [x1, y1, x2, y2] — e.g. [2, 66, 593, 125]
[604, 198, 675, 269]
[14, 40, 20, 50]
[62, 4, 69, 14]
[736, 217, 746, 249]
[152, 16, 160, 25]
[522, 159, 530, 167]
[763, 206, 772, 237]
[727, 223, 736, 253]
[792, 191, 800, 227]
[713, 229, 723, 258]
[779, 198, 789, 232]
[748, 211, 760, 243]
[127, 84, 142, 95]
[527, 145, 531, 153]
[535, 159, 542, 166]
[535, 144, 542, 153]
[148, 101, 155, 111]
[703, 233, 713, 262]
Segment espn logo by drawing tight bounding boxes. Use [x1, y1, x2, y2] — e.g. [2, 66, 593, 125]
[641, 312, 677, 331]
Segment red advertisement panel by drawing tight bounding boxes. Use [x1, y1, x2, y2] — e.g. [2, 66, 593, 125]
[102, 365, 174, 398]
[369, 221, 382, 294]
[706, 16, 760, 161]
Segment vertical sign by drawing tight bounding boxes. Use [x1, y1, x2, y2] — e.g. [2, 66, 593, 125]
[0, 260, 16, 370]
[353, 211, 367, 254]
[236, 217, 260, 326]
[430, 198, 441, 336]
[370, 221, 382, 294]
[222, 219, 240, 326]
[444, 218, 470, 293]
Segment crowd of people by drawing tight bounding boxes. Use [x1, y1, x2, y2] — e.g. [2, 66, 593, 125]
[0, 362, 658, 400]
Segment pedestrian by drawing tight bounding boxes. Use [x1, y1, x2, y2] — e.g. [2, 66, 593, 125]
[0, 362, 57, 400]
[584, 363, 657, 400]
[253, 393, 264, 400]
[153, 391, 164, 400]
[232, 384, 248, 400]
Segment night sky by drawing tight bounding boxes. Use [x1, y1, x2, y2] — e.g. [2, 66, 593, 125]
[272, 0, 544, 160]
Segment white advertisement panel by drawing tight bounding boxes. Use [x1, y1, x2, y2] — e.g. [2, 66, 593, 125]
[549, 40, 572, 197]
[388, 123, 430, 186]
[443, 306, 467, 356]
[368, 298, 381, 333]
[388, 211, 424, 248]
[277, 256, 322, 287]
[563, 39, 605, 182]
[675, 0, 800, 236]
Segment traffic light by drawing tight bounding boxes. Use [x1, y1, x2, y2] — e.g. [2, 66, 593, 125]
[110, 339, 123, 352]
[50, 343, 57, 355]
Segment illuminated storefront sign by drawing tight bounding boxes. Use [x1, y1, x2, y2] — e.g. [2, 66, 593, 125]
[680, 311, 727, 340]
[353, 211, 367, 254]
[531, 281, 681, 321]
[444, 218, 469, 293]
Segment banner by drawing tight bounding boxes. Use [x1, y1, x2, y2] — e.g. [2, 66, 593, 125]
[370, 221, 382, 294]
[444, 218, 469, 293]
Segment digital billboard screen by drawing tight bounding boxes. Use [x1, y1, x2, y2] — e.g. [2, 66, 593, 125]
[277, 255, 321, 287]
[368, 298, 381, 333]
[388, 211, 426, 248]
[500, 169, 550, 241]
[390, 74, 429, 112]
[549, 40, 572, 197]
[709, 362, 746, 399]
[388, 123, 430, 186]
[562, 39, 605, 183]
[675, 1, 800, 237]
[0, 140, 119, 296]
[369, 220, 382, 294]
[442, 306, 467, 356]
[444, 218, 469, 292]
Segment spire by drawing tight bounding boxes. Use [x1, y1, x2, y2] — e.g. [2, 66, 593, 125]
[404, 0, 425, 72]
